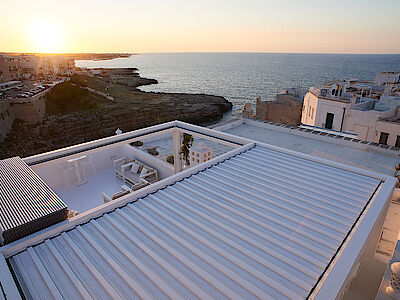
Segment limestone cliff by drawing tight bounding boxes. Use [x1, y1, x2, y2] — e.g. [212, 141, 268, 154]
[0, 73, 232, 158]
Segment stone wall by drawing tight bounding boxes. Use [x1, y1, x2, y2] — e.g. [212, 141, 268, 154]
[10, 93, 46, 124]
[256, 95, 303, 126]
[0, 99, 14, 141]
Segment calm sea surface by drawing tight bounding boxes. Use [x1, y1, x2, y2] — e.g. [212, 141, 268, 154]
[76, 53, 400, 119]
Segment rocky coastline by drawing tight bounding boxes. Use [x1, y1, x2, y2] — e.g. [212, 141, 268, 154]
[0, 69, 232, 159]
[64, 53, 133, 61]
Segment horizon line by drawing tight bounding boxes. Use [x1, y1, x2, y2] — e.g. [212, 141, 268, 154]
[1, 51, 400, 55]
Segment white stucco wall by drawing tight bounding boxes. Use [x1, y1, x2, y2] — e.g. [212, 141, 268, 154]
[375, 73, 400, 86]
[31, 144, 125, 189]
[302, 92, 348, 131]
[301, 92, 318, 126]
[121, 144, 174, 179]
[315, 99, 347, 130]
[343, 109, 381, 141]
[343, 106, 397, 142]
[376, 121, 400, 146]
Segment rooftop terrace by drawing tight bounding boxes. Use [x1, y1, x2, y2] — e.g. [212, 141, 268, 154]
[0, 120, 397, 300]
[27, 122, 239, 215]
[215, 118, 400, 176]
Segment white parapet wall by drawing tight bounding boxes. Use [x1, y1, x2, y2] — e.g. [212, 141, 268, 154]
[121, 144, 174, 179]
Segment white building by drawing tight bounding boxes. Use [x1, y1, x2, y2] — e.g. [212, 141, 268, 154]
[302, 74, 400, 146]
[302, 84, 349, 131]
[189, 142, 214, 166]
[375, 72, 400, 86]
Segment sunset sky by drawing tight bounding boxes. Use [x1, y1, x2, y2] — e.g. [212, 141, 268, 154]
[1, 0, 399, 54]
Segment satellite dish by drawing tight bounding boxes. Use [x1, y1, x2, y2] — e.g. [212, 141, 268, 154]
[115, 128, 122, 135]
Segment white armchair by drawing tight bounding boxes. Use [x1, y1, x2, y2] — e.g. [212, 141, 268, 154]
[113, 157, 134, 179]
[139, 167, 158, 184]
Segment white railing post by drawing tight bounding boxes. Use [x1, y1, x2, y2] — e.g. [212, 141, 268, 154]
[173, 129, 182, 173]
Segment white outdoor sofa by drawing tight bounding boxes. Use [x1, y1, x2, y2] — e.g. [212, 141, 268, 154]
[102, 182, 151, 204]
[103, 185, 131, 203]
[113, 157, 158, 188]
[114, 157, 135, 179]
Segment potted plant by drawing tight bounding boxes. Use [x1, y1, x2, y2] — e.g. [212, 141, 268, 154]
[180, 133, 194, 166]
[394, 163, 400, 187]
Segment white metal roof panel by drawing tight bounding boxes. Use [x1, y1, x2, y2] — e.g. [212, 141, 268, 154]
[0, 157, 67, 244]
[8, 146, 382, 299]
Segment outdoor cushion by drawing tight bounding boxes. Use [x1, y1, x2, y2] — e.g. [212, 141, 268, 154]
[140, 167, 148, 177]
[130, 163, 140, 173]
[112, 190, 130, 200]
[120, 162, 133, 173]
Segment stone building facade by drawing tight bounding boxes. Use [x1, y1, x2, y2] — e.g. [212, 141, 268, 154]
[0, 55, 23, 82]
[0, 90, 48, 141]
[255, 89, 305, 126]
[0, 54, 75, 82]
[0, 99, 15, 141]
[10, 92, 47, 124]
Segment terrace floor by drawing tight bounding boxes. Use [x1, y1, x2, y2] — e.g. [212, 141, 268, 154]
[53, 165, 123, 213]
[42, 132, 236, 215]
[223, 123, 399, 176]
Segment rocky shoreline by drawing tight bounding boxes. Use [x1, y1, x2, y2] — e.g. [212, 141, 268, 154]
[0, 69, 232, 159]
[64, 53, 132, 61]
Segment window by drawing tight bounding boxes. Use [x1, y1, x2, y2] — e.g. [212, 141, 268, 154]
[311, 108, 314, 119]
[379, 132, 389, 145]
[396, 135, 400, 148]
[6, 109, 9, 117]
[0, 113, 4, 120]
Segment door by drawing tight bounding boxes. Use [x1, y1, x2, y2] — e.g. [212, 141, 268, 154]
[379, 132, 389, 145]
[325, 113, 334, 129]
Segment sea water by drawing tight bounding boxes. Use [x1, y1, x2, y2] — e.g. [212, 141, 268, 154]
[76, 52, 400, 119]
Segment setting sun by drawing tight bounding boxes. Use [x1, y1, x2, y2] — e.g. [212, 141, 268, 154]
[30, 21, 63, 53]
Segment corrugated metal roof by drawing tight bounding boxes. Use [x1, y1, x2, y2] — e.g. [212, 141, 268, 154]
[0, 157, 67, 244]
[8, 146, 381, 299]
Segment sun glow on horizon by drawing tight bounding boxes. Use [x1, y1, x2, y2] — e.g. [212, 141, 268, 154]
[0, 0, 397, 54]
[29, 21, 64, 53]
